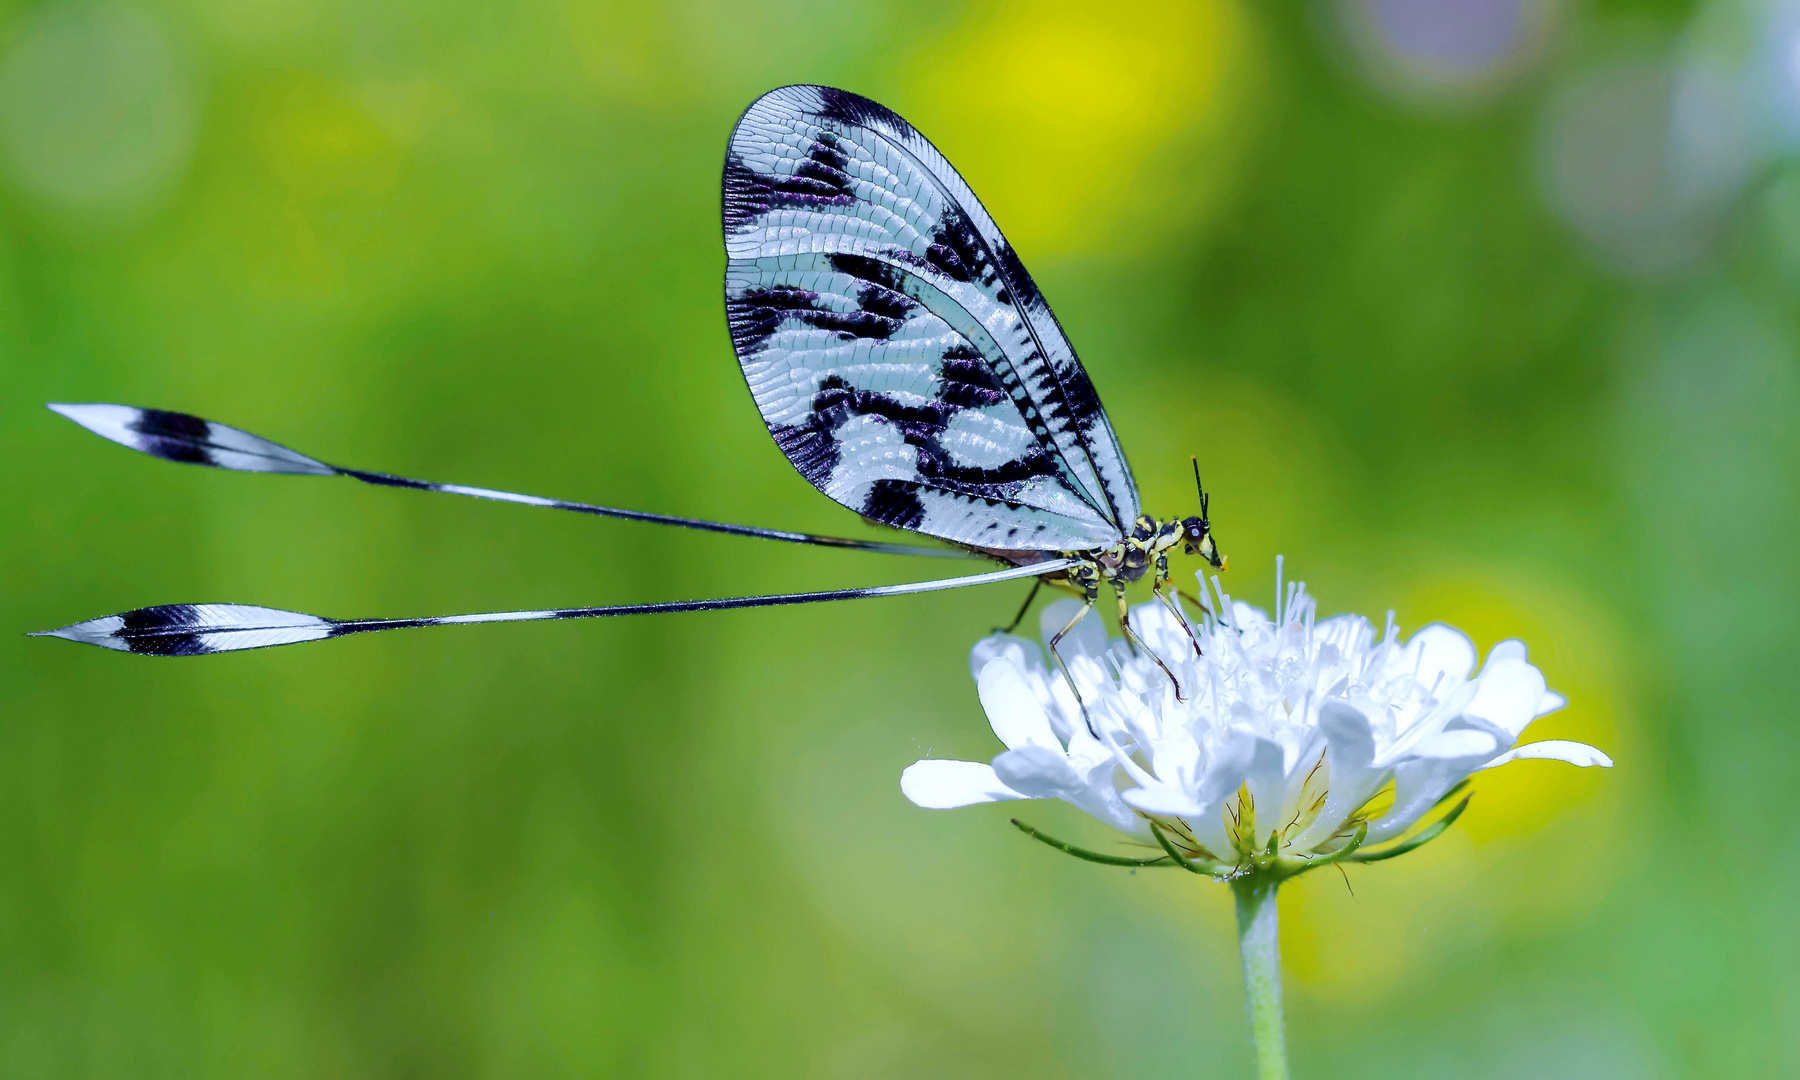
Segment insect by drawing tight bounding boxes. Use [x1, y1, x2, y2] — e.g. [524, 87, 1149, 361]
[37, 85, 1224, 703]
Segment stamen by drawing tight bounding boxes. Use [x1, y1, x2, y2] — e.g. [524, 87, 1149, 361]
[1210, 575, 1236, 632]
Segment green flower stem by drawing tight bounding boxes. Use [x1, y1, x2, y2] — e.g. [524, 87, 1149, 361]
[1231, 874, 1289, 1080]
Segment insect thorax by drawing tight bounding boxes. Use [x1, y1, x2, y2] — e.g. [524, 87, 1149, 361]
[1065, 516, 1186, 589]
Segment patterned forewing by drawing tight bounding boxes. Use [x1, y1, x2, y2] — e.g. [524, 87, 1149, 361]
[722, 85, 1138, 552]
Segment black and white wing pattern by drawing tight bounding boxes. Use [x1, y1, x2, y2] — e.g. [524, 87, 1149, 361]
[722, 85, 1139, 553]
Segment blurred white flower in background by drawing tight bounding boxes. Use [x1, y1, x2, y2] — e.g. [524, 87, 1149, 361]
[1751, 0, 1800, 145]
[1327, 0, 1800, 277]
[1536, 54, 1751, 278]
[1329, 0, 1562, 108]
[0, 4, 198, 221]
[1530, 0, 1800, 278]
[902, 563, 1610, 870]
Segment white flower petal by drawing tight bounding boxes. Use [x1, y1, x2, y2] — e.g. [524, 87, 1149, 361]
[1406, 623, 1477, 685]
[1383, 677, 1481, 759]
[1534, 690, 1568, 718]
[1070, 757, 1150, 836]
[1481, 740, 1613, 769]
[1367, 757, 1478, 843]
[969, 633, 1035, 681]
[1243, 737, 1291, 838]
[1412, 728, 1500, 760]
[992, 744, 1084, 799]
[1486, 639, 1528, 666]
[1195, 732, 1256, 809]
[1228, 600, 1274, 642]
[1318, 700, 1376, 766]
[977, 659, 1060, 752]
[1290, 701, 1386, 852]
[1122, 781, 1207, 817]
[901, 760, 1025, 809]
[1465, 650, 1549, 738]
[1188, 811, 1236, 860]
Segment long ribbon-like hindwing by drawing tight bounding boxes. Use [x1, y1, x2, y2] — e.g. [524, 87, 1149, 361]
[35, 560, 1078, 656]
[48, 403, 968, 559]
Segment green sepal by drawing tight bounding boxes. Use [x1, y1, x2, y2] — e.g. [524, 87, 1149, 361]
[1149, 822, 1230, 876]
[1233, 785, 1258, 861]
[1283, 819, 1368, 877]
[1010, 819, 1179, 868]
[1431, 778, 1471, 811]
[1347, 793, 1473, 864]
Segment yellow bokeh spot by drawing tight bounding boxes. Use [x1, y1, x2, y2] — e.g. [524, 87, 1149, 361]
[244, 72, 414, 293]
[258, 73, 409, 196]
[562, 1, 695, 109]
[908, 0, 1263, 259]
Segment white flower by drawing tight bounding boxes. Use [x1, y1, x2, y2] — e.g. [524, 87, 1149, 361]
[901, 564, 1611, 871]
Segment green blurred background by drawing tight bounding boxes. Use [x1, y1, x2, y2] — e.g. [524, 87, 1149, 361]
[2, 0, 1793, 1075]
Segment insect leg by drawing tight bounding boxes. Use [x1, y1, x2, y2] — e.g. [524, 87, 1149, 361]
[1176, 587, 1210, 614]
[1153, 552, 1205, 657]
[1047, 572, 1101, 738]
[1117, 579, 1184, 701]
[993, 579, 1042, 635]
